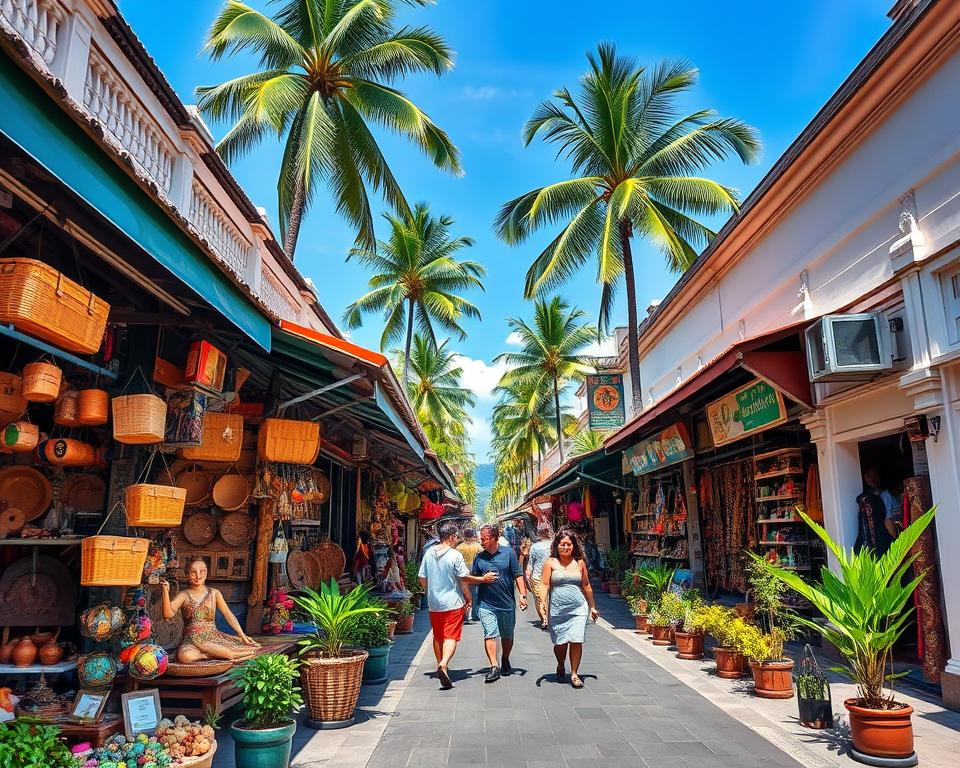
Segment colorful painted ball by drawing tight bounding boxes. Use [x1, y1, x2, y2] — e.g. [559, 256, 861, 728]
[124, 614, 152, 643]
[80, 604, 125, 641]
[119, 642, 143, 665]
[77, 652, 117, 688]
[129, 644, 168, 681]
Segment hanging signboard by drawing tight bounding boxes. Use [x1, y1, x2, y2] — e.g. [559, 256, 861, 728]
[706, 378, 787, 447]
[586, 373, 626, 429]
[623, 423, 692, 475]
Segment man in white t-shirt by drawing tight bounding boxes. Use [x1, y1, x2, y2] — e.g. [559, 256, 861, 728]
[419, 521, 495, 689]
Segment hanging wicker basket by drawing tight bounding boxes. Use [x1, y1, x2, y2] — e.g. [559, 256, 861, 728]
[176, 466, 212, 506]
[211, 472, 250, 511]
[0, 372, 27, 417]
[77, 389, 109, 425]
[112, 394, 166, 444]
[81, 535, 149, 586]
[54, 389, 80, 426]
[45, 438, 96, 466]
[258, 418, 321, 465]
[22, 361, 62, 403]
[300, 650, 367, 725]
[0, 258, 110, 354]
[3, 421, 38, 452]
[125, 484, 187, 527]
[181, 412, 244, 462]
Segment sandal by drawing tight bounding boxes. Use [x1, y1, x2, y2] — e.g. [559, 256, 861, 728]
[570, 674, 584, 689]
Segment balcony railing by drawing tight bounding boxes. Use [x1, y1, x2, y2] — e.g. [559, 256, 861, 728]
[0, 0, 64, 67]
[189, 179, 252, 282]
[259, 264, 301, 321]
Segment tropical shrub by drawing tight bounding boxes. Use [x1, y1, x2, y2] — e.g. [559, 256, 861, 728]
[626, 594, 648, 617]
[749, 508, 936, 709]
[294, 580, 384, 658]
[229, 653, 303, 729]
[658, 591, 686, 625]
[620, 568, 646, 598]
[604, 546, 630, 582]
[347, 595, 391, 649]
[403, 559, 424, 595]
[638, 565, 675, 600]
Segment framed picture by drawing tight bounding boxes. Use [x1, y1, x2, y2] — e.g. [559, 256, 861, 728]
[120, 689, 162, 739]
[69, 689, 109, 724]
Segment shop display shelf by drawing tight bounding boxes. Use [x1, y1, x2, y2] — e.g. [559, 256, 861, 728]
[754, 469, 805, 480]
[0, 537, 84, 546]
[757, 517, 804, 524]
[755, 494, 802, 502]
[759, 540, 813, 546]
[752, 447, 803, 462]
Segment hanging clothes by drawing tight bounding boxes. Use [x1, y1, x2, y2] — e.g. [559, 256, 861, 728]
[804, 463, 823, 523]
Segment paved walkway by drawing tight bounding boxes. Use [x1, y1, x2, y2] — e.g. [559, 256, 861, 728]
[364, 599, 802, 768]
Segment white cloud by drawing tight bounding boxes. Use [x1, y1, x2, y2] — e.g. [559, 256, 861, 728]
[505, 331, 523, 347]
[462, 85, 501, 100]
[453, 354, 511, 401]
[583, 334, 618, 359]
[466, 416, 493, 458]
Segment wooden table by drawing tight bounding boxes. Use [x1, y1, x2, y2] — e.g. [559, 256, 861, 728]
[53, 716, 123, 747]
[128, 638, 299, 718]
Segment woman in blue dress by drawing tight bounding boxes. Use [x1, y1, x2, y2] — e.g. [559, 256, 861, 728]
[541, 528, 599, 688]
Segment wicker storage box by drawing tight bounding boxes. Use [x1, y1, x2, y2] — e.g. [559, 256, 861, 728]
[126, 483, 187, 527]
[81, 535, 149, 586]
[0, 258, 109, 354]
[181, 412, 243, 462]
[77, 389, 109, 425]
[0, 372, 26, 416]
[300, 650, 367, 725]
[3, 421, 38, 452]
[258, 418, 320, 465]
[113, 394, 166, 444]
[22, 361, 62, 402]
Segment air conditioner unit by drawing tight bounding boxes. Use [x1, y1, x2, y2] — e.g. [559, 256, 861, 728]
[805, 312, 894, 382]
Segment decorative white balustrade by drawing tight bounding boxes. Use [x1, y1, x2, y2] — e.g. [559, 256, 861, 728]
[259, 265, 301, 321]
[83, 46, 175, 194]
[0, 0, 64, 67]
[189, 179, 252, 281]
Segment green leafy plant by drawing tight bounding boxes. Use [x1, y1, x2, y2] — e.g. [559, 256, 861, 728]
[620, 568, 646, 598]
[658, 591, 686, 625]
[294, 580, 385, 658]
[604, 546, 630, 582]
[682, 604, 710, 635]
[403, 559, 424, 595]
[695, 604, 743, 648]
[203, 703, 223, 731]
[625, 594, 648, 617]
[638, 565, 675, 601]
[748, 507, 936, 709]
[797, 673, 829, 701]
[647, 602, 671, 628]
[347, 595, 391, 649]
[228, 653, 303, 730]
[393, 599, 416, 617]
[732, 621, 780, 664]
[0, 719, 77, 768]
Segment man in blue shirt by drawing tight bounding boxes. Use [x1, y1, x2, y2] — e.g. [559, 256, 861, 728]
[470, 523, 527, 683]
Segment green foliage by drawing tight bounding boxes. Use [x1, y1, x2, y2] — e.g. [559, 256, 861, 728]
[203, 703, 223, 731]
[229, 653, 303, 729]
[732, 622, 781, 664]
[693, 604, 743, 648]
[294, 580, 385, 658]
[647, 602, 670, 628]
[0, 719, 77, 768]
[571, 429, 606, 456]
[347, 595, 391, 649]
[403, 559, 424, 594]
[797, 673, 829, 701]
[620, 568, 646, 598]
[658, 591, 686, 624]
[639, 565, 676, 600]
[393, 599, 416, 617]
[198, 1, 461, 257]
[625, 594, 648, 617]
[748, 507, 936, 709]
[604, 546, 630, 581]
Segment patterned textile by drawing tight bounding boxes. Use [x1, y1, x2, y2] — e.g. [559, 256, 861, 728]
[180, 589, 247, 651]
[699, 459, 756, 593]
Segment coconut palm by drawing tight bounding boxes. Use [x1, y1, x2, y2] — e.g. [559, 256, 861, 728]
[495, 297, 595, 464]
[571, 429, 606, 456]
[197, 0, 461, 259]
[495, 44, 760, 412]
[344, 203, 484, 384]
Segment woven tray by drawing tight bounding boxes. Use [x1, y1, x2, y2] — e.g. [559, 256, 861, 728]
[219, 512, 256, 547]
[176, 466, 212, 506]
[164, 660, 234, 678]
[62, 474, 106, 513]
[312, 540, 346, 582]
[286, 550, 309, 591]
[183, 511, 217, 546]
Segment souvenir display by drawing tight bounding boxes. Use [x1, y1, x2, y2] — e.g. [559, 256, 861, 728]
[157, 716, 216, 759]
[80, 604, 125, 641]
[163, 387, 206, 448]
[77, 652, 118, 689]
[128, 643, 169, 681]
[181, 412, 243, 462]
[83, 733, 173, 768]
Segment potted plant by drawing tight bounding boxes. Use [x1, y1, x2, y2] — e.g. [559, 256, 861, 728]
[796, 662, 833, 729]
[403, 559, 425, 608]
[0, 718, 76, 767]
[739, 558, 797, 698]
[638, 565, 675, 601]
[392, 599, 415, 634]
[294, 580, 383, 729]
[228, 653, 303, 767]
[752, 508, 935, 763]
[604, 547, 630, 595]
[698, 604, 748, 678]
[626, 594, 649, 632]
[674, 603, 707, 660]
[647, 602, 672, 645]
[349, 595, 393, 685]
[658, 590, 686, 646]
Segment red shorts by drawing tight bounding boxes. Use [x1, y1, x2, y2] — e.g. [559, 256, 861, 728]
[429, 607, 465, 642]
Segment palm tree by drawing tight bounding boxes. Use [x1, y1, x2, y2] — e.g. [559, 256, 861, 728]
[197, 0, 461, 259]
[495, 44, 760, 412]
[495, 297, 595, 464]
[344, 203, 485, 384]
[571, 429, 606, 456]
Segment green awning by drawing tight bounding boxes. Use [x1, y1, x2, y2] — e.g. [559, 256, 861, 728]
[0, 55, 271, 350]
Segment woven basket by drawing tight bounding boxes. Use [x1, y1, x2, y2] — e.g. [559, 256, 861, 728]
[0, 258, 110, 354]
[181, 412, 243, 462]
[258, 418, 321, 465]
[45, 438, 96, 466]
[77, 389, 109, 425]
[22, 361, 62, 402]
[126, 484, 187, 527]
[54, 389, 80, 426]
[3, 421, 38, 452]
[112, 394, 166, 444]
[212, 473, 250, 511]
[0, 372, 26, 416]
[300, 650, 368, 724]
[81, 535, 149, 586]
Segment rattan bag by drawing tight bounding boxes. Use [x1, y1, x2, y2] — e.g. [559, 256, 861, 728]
[258, 418, 320, 464]
[181, 412, 243, 462]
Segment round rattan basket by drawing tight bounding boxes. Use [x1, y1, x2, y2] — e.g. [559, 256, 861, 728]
[300, 650, 368, 728]
[22, 361, 62, 403]
[77, 388, 109, 425]
[183, 511, 218, 546]
[164, 660, 233, 678]
[219, 512, 256, 547]
[212, 473, 250, 511]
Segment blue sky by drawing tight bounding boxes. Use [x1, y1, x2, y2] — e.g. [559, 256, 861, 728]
[118, 0, 890, 460]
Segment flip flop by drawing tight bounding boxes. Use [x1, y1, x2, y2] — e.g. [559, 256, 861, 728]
[437, 666, 453, 690]
[570, 674, 584, 689]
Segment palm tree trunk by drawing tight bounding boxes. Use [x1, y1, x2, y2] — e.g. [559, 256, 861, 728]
[283, 176, 306, 261]
[403, 297, 415, 388]
[553, 376, 565, 464]
[620, 220, 643, 415]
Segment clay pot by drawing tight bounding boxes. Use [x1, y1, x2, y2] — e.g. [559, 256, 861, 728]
[11, 636, 38, 667]
[38, 640, 64, 665]
[712, 646, 747, 679]
[674, 630, 704, 660]
[749, 659, 795, 699]
[650, 625, 671, 645]
[845, 699, 915, 760]
[633, 615, 649, 633]
[608, 583, 621, 596]
[394, 615, 415, 635]
[0, 639, 18, 664]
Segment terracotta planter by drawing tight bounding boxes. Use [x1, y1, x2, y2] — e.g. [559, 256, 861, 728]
[845, 699, 915, 760]
[300, 650, 368, 728]
[674, 631, 704, 660]
[712, 646, 747, 679]
[633, 615, 649, 633]
[394, 615, 414, 635]
[608, 583, 621, 596]
[749, 659, 795, 699]
[650, 625, 671, 645]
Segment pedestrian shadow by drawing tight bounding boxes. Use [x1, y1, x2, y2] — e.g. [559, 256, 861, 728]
[420, 667, 486, 684]
[534, 673, 598, 687]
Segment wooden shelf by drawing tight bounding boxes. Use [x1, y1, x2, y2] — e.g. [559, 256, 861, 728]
[753, 448, 803, 462]
[661, 555, 689, 560]
[0, 537, 83, 546]
[754, 469, 805, 480]
[0, 661, 77, 674]
[757, 518, 804, 524]
[755, 494, 802, 503]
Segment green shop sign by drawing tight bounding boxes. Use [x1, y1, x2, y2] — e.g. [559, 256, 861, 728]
[705, 379, 787, 447]
[586, 373, 625, 429]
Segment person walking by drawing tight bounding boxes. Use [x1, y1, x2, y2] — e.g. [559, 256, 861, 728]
[525, 523, 553, 629]
[419, 521, 495, 689]
[541, 528, 599, 689]
[471, 523, 527, 683]
[456, 528, 483, 623]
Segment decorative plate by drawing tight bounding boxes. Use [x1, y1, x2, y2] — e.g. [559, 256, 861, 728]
[219, 512, 256, 547]
[0, 466, 53, 521]
[183, 511, 217, 546]
[62, 474, 106, 513]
